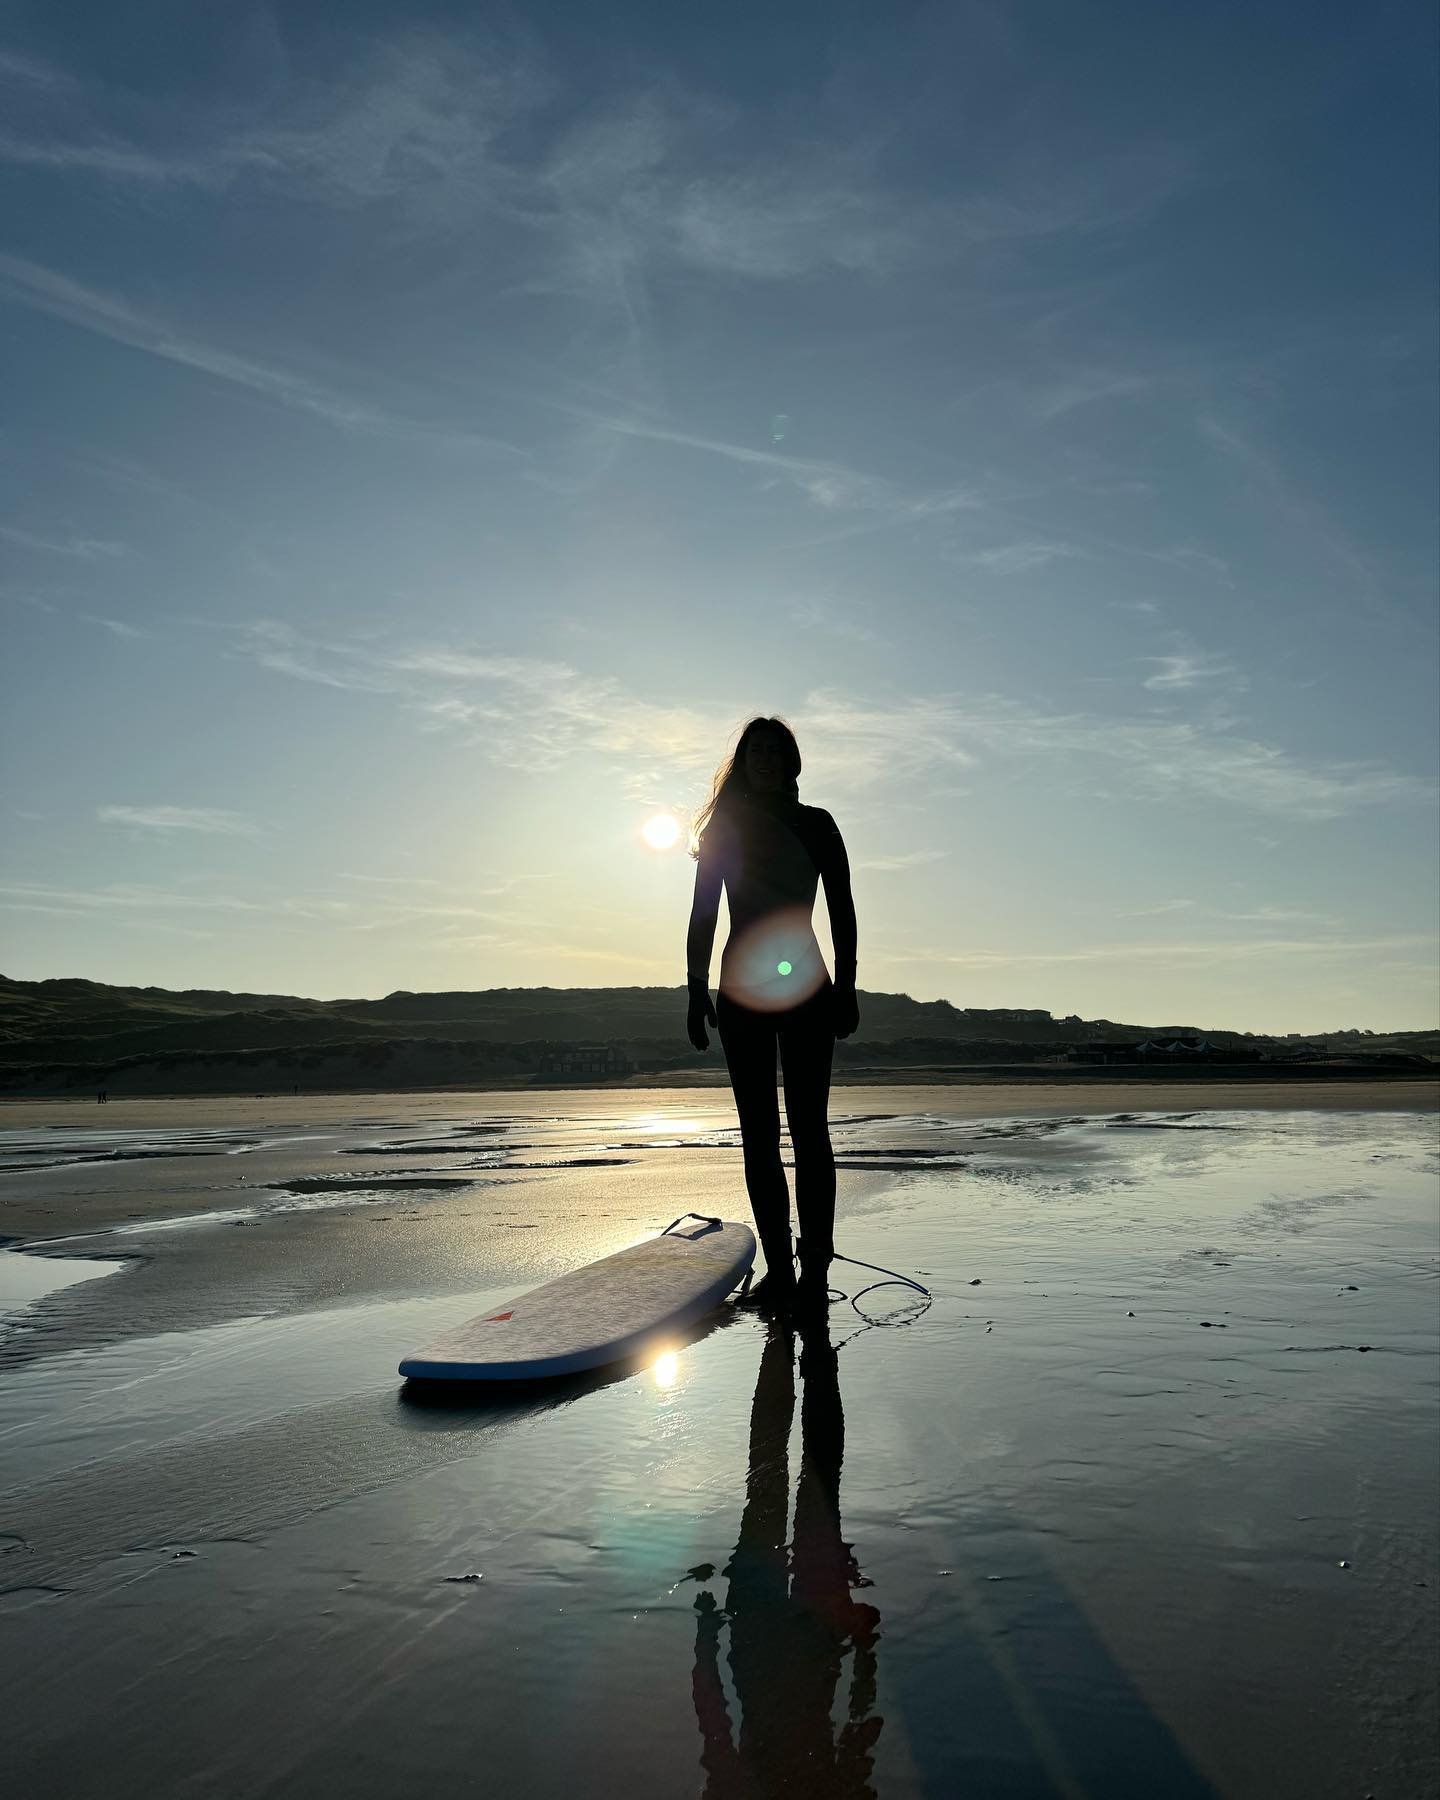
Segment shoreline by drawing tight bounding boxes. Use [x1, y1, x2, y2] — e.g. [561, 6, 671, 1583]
[4, 1064, 1433, 1099]
[0, 1076, 1433, 1136]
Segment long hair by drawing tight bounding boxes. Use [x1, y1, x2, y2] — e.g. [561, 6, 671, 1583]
[689, 716, 802, 858]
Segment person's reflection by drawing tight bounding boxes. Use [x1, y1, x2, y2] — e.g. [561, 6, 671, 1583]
[692, 1316, 882, 1797]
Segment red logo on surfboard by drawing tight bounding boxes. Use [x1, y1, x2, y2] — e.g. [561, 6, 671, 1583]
[483, 1311, 514, 1322]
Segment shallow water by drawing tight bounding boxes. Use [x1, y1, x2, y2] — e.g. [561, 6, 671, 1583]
[0, 1098, 1436, 1798]
[0, 1247, 127, 1320]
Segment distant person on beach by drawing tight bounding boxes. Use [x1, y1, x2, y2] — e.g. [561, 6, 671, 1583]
[685, 716, 859, 1310]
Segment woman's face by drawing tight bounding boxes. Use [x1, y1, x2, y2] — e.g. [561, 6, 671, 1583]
[744, 728, 788, 793]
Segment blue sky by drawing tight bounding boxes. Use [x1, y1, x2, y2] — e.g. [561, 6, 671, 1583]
[1, 1, 1436, 1031]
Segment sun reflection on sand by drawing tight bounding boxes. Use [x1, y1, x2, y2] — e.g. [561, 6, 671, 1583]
[626, 1112, 712, 1137]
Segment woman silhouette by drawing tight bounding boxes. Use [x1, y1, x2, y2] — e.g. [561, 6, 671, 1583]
[685, 717, 859, 1310]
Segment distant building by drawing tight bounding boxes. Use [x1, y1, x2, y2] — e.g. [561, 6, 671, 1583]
[969, 1007, 1053, 1023]
[1069, 1041, 1146, 1064]
[1068, 1037, 1262, 1065]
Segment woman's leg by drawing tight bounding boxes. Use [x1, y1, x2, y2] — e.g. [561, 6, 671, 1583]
[717, 994, 794, 1284]
[779, 987, 836, 1289]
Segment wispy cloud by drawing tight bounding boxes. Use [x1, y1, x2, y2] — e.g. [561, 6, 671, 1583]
[0, 880, 365, 929]
[791, 599, 882, 645]
[947, 540, 1079, 575]
[0, 880, 266, 917]
[428, 931, 533, 954]
[882, 932, 1435, 970]
[97, 805, 259, 836]
[0, 36, 539, 202]
[854, 850, 950, 872]
[1141, 651, 1241, 692]
[0, 522, 124, 559]
[220, 619, 728, 776]
[240, 38, 544, 213]
[955, 701, 1433, 820]
[0, 131, 236, 184]
[579, 411, 982, 521]
[0, 48, 75, 90]
[1222, 904, 1338, 926]
[339, 897, 532, 934]
[0, 34, 1194, 303]
[1119, 898, 1198, 918]
[1027, 366, 1172, 422]
[796, 690, 979, 791]
[337, 872, 444, 888]
[80, 613, 148, 639]
[0, 870, 543, 945]
[219, 622, 1435, 824]
[517, 940, 668, 969]
[1195, 409, 1396, 619]
[1117, 899, 1339, 926]
[0, 255, 528, 458]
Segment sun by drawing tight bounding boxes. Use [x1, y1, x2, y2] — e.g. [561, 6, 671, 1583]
[642, 812, 681, 850]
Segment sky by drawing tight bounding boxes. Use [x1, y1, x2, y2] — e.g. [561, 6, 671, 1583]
[1, 0, 1437, 1033]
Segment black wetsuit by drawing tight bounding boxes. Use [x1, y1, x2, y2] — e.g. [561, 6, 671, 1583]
[697, 798, 848, 1275]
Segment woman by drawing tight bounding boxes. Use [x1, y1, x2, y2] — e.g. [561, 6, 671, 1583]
[685, 716, 860, 1310]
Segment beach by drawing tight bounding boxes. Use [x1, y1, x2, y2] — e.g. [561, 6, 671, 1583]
[2, 1083, 1436, 1798]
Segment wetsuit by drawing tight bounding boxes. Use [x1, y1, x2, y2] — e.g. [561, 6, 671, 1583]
[696, 797, 850, 1277]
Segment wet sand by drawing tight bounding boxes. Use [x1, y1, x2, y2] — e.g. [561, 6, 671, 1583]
[1, 1088, 1436, 1798]
[2, 1075, 1433, 1145]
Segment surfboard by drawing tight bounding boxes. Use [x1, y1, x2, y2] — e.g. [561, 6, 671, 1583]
[398, 1214, 756, 1383]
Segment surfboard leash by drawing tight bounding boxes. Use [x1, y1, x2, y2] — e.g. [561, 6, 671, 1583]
[827, 1251, 933, 1331]
[658, 1213, 932, 1335]
[659, 1211, 726, 1238]
[783, 1246, 934, 1337]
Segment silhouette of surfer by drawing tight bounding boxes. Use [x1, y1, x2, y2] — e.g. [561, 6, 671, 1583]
[686, 717, 859, 1311]
[691, 1315, 882, 1796]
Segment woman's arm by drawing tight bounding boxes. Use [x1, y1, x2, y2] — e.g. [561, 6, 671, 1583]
[817, 813, 857, 984]
[816, 813, 859, 1039]
[686, 850, 724, 981]
[685, 836, 724, 1050]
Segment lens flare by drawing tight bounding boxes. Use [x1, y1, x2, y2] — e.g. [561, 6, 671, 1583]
[723, 910, 825, 1011]
[642, 812, 681, 850]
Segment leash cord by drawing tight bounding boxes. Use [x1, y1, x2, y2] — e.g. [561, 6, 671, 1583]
[827, 1250, 932, 1330]
[659, 1216, 932, 1336]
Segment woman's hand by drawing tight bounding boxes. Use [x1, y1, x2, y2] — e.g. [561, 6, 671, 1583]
[687, 978, 718, 1051]
[832, 983, 860, 1040]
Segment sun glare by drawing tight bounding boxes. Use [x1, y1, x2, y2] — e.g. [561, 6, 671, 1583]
[653, 1349, 679, 1389]
[642, 812, 681, 851]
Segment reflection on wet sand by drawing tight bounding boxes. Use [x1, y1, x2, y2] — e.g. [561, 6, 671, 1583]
[694, 1318, 882, 1797]
[1, 1099, 1434, 1796]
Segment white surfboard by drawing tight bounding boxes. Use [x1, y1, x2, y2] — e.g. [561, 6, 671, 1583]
[399, 1214, 756, 1383]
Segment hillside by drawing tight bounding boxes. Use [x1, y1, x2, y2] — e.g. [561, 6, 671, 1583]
[1, 973, 1434, 1095]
